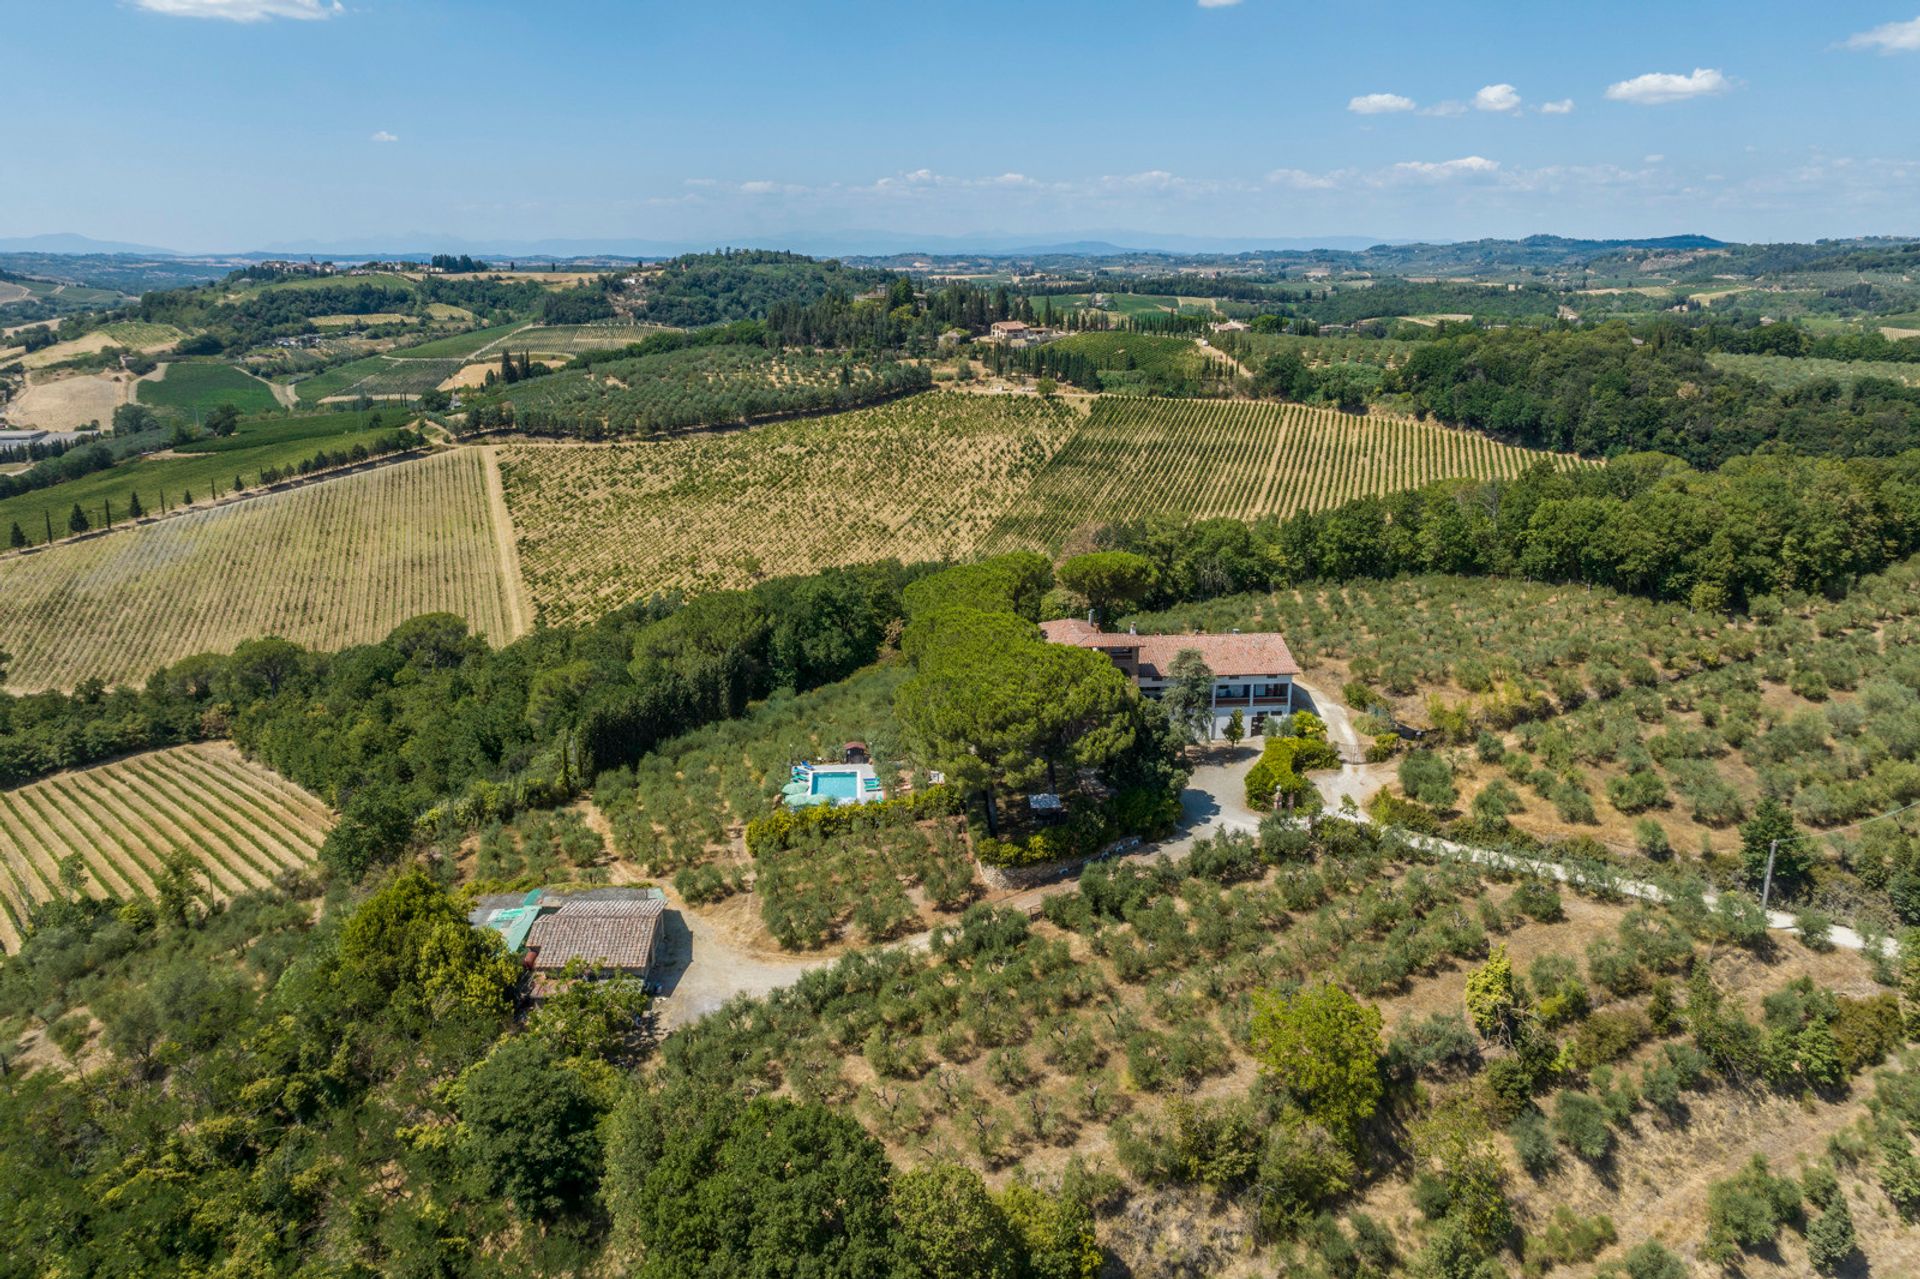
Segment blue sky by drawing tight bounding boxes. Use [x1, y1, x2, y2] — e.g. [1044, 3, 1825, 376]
[6, 0, 1920, 251]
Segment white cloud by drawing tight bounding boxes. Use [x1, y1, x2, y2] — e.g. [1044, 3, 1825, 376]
[1197, 0, 1243, 7]
[1392, 155, 1501, 181]
[1539, 98, 1575, 115]
[1266, 167, 1343, 190]
[370, 130, 398, 143]
[1473, 83, 1522, 113]
[1844, 15, 1920, 52]
[1348, 92, 1416, 115]
[1419, 100, 1468, 117]
[132, 0, 341, 20]
[1604, 68, 1731, 105]
[1644, 153, 1665, 164]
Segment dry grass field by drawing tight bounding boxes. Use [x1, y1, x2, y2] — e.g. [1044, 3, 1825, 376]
[2, 370, 136, 431]
[0, 742, 332, 951]
[499, 392, 1082, 624]
[0, 449, 524, 690]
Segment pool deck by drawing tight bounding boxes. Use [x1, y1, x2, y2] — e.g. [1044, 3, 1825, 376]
[783, 761, 884, 808]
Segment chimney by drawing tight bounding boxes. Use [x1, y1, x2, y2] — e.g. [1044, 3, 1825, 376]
[1128, 624, 1137, 635]
[1087, 609, 1097, 626]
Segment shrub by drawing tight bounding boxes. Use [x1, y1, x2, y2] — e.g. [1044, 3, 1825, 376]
[1880, 1132, 1920, 1219]
[1571, 1008, 1652, 1070]
[1552, 1091, 1613, 1162]
[1524, 1206, 1617, 1273]
[1508, 1108, 1556, 1178]
[1254, 1114, 1358, 1233]
[673, 862, 733, 905]
[1830, 994, 1903, 1075]
[1398, 750, 1457, 809]
[1599, 1241, 1687, 1279]
[1633, 817, 1672, 859]
[1527, 953, 1588, 1028]
[1551, 781, 1597, 825]
[1704, 1155, 1801, 1262]
[1245, 735, 1340, 811]
[1482, 1056, 1537, 1124]
[1509, 878, 1562, 923]
[1796, 907, 1835, 952]
[1606, 769, 1668, 815]
[1386, 1012, 1481, 1080]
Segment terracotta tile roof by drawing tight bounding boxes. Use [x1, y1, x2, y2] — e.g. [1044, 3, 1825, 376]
[1040, 619, 1299, 680]
[525, 896, 663, 972]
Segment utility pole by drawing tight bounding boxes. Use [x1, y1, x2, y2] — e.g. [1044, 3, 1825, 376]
[1759, 838, 1779, 912]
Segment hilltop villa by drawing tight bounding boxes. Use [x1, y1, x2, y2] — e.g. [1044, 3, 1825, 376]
[1039, 619, 1300, 736]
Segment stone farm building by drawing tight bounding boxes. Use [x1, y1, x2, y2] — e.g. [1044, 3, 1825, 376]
[469, 886, 664, 988]
[1040, 619, 1299, 736]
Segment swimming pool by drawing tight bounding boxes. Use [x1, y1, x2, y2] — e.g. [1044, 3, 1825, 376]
[810, 769, 863, 801]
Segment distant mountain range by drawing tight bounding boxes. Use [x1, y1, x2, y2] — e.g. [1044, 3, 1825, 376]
[0, 232, 183, 256]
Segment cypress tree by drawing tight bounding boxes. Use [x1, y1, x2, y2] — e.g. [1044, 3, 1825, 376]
[68, 502, 89, 533]
[44, 510, 54, 544]
[1807, 1195, 1857, 1273]
[127, 491, 143, 518]
[8, 522, 24, 548]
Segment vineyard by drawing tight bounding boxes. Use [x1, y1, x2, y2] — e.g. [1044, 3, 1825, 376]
[138, 361, 282, 417]
[0, 743, 332, 951]
[0, 449, 521, 690]
[493, 345, 932, 438]
[979, 397, 1583, 552]
[498, 393, 1081, 624]
[387, 322, 529, 359]
[0, 408, 409, 542]
[294, 354, 465, 403]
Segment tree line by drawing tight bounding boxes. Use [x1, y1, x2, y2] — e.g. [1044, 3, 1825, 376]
[1076, 446, 1920, 614]
[1388, 324, 1920, 467]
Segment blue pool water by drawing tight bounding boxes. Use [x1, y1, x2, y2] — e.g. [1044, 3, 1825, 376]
[810, 770, 862, 800]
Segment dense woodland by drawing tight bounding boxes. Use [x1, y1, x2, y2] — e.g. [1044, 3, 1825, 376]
[1388, 325, 1920, 466]
[628, 249, 899, 328]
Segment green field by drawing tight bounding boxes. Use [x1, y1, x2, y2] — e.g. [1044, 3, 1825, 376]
[294, 355, 464, 403]
[387, 322, 528, 359]
[1709, 351, 1920, 390]
[0, 409, 407, 542]
[507, 323, 675, 355]
[137, 361, 283, 417]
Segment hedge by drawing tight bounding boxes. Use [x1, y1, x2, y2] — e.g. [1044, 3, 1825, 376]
[744, 783, 958, 855]
[1244, 736, 1341, 810]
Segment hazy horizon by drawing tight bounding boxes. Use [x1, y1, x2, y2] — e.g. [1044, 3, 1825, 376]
[7, 1, 1918, 252]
